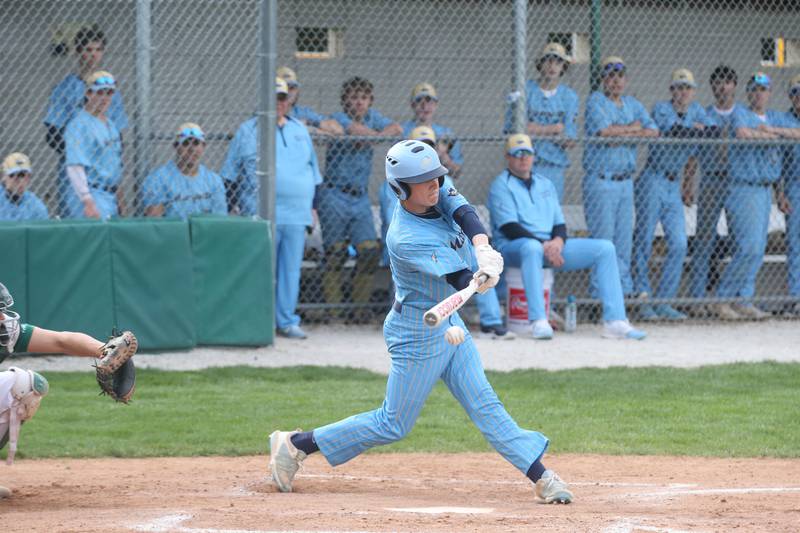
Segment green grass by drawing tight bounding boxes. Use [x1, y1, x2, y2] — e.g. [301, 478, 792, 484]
[4, 362, 799, 460]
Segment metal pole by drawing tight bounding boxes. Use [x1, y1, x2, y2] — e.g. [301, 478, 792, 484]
[590, 0, 602, 92]
[134, 0, 152, 215]
[257, 0, 277, 224]
[511, 0, 527, 134]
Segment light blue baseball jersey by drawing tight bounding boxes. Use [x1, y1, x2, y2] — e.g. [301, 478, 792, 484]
[504, 82, 578, 168]
[291, 104, 326, 128]
[44, 73, 128, 132]
[401, 121, 464, 166]
[325, 109, 395, 189]
[276, 117, 323, 226]
[781, 109, 800, 182]
[220, 117, 258, 213]
[583, 92, 658, 176]
[142, 160, 226, 219]
[697, 103, 745, 175]
[64, 109, 123, 190]
[729, 107, 786, 184]
[647, 101, 713, 173]
[0, 190, 48, 220]
[488, 170, 563, 251]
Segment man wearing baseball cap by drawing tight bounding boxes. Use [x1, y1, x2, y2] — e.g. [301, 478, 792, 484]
[63, 70, 124, 219]
[278, 66, 343, 136]
[688, 65, 744, 318]
[714, 72, 800, 319]
[401, 82, 464, 179]
[0, 152, 48, 220]
[504, 42, 578, 202]
[776, 75, 800, 316]
[142, 122, 226, 219]
[489, 134, 646, 340]
[583, 56, 659, 298]
[632, 69, 714, 321]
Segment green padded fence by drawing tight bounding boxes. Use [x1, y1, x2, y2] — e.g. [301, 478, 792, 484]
[0, 216, 273, 350]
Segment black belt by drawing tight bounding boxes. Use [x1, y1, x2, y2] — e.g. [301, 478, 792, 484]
[91, 183, 118, 194]
[392, 300, 402, 313]
[326, 182, 365, 197]
[601, 174, 631, 181]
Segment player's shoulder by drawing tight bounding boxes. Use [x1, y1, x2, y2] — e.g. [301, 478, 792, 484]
[586, 90, 605, 104]
[51, 73, 82, 92]
[558, 84, 579, 99]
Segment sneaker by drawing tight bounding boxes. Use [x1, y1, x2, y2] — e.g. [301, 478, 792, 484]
[548, 310, 566, 331]
[711, 303, 742, 321]
[479, 324, 516, 340]
[782, 302, 800, 317]
[269, 430, 307, 492]
[534, 469, 573, 504]
[731, 303, 770, 321]
[277, 325, 308, 339]
[532, 319, 554, 340]
[603, 320, 646, 340]
[653, 304, 687, 321]
[637, 303, 660, 322]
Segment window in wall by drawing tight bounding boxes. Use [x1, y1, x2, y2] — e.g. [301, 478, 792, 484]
[295, 27, 343, 59]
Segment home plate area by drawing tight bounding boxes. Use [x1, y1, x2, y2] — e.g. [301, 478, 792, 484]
[2, 453, 797, 532]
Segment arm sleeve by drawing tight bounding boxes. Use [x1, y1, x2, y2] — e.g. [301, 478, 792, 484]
[436, 175, 469, 217]
[487, 178, 519, 229]
[653, 102, 677, 132]
[552, 223, 568, 241]
[445, 268, 474, 291]
[637, 100, 659, 131]
[109, 92, 129, 131]
[585, 93, 613, 135]
[332, 112, 352, 130]
[372, 110, 395, 131]
[211, 174, 228, 215]
[219, 128, 242, 182]
[140, 172, 162, 208]
[564, 90, 579, 139]
[304, 108, 325, 128]
[64, 120, 92, 168]
[500, 222, 541, 241]
[66, 165, 91, 200]
[452, 205, 486, 240]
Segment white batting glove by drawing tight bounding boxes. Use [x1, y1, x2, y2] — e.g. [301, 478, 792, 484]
[445, 326, 466, 346]
[473, 244, 503, 294]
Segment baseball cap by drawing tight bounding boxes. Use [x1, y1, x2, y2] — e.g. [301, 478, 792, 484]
[537, 42, 570, 68]
[277, 66, 298, 88]
[2, 152, 32, 175]
[275, 77, 289, 95]
[747, 71, 771, 91]
[409, 125, 437, 145]
[789, 74, 800, 94]
[505, 133, 534, 156]
[601, 56, 626, 77]
[175, 122, 205, 143]
[86, 70, 116, 91]
[411, 82, 438, 102]
[709, 64, 737, 85]
[670, 68, 697, 88]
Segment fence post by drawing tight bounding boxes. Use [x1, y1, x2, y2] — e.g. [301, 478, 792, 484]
[511, 0, 527, 134]
[135, 0, 152, 215]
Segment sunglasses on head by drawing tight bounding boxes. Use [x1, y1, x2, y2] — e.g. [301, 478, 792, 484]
[92, 76, 115, 86]
[603, 63, 625, 74]
[178, 127, 205, 142]
[510, 150, 534, 159]
[750, 73, 771, 86]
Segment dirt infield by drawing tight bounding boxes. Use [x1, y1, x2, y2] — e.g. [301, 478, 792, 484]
[2, 453, 798, 532]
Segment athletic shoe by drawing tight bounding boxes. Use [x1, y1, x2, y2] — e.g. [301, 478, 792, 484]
[479, 324, 516, 340]
[548, 310, 566, 331]
[602, 320, 646, 340]
[653, 304, 687, 321]
[269, 430, 307, 492]
[637, 303, 660, 322]
[711, 303, 742, 321]
[277, 325, 308, 339]
[531, 319, 554, 340]
[782, 302, 800, 317]
[534, 469, 573, 504]
[731, 303, 770, 321]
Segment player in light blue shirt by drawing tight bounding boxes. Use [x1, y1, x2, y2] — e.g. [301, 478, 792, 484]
[632, 69, 714, 321]
[778, 76, 800, 315]
[582, 56, 659, 297]
[715, 73, 800, 319]
[142, 123, 226, 219]
[489, 134, 646, 340]
[318, 77, 402, 320]
[269, 140, 575, 504]
[277, 66, 344, 136]
[44, 27, 128, 218]
[63, 71, 123, 220]
[0, 153, 48, 221]
[504, 43, 578, 202]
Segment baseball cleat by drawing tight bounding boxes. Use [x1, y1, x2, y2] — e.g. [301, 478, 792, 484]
[602, 320, 646, 340]
[269, 430, 307, 492]
[479, 324, 516, 340]
[531, 319, 554, 340]
[535, 469, 573, 504]
[653, 304, 687, 321]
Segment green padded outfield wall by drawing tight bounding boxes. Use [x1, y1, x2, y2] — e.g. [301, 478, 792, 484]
[0, 217, 273, 350]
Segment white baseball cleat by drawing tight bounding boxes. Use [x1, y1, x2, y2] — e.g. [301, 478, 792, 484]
[269, 430, 307, 492]
[534, 469, 573, 504]
[532, 319, 554, 340]
[602, 320, 646, 340]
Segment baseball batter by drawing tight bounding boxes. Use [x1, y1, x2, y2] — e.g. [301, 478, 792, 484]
[0, 152, 48, 221]
[269, 140, 573, 504]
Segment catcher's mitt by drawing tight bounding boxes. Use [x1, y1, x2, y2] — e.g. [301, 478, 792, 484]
[95, 330, 137, 403]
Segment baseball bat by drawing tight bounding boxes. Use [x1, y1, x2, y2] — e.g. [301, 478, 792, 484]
[423, 274, 488, 328]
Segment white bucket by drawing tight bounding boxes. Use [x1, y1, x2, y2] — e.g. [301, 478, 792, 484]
[506, 267, 553, 335]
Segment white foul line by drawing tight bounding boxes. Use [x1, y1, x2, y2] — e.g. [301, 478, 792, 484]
[131, 512, 384, 533]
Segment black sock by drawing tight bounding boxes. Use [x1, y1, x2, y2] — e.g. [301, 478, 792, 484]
[526, 459, 546, 483]
[290, 431, 319, 455]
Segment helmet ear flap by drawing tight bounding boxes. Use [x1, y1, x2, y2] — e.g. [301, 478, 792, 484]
[388, 180, 410, 200]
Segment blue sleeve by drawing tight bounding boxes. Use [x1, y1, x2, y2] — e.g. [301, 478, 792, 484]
[437, 176, 469, 218]
[220, 127, 242, 182]
[563, 88, 579, 139]
[652, 102, 676, 132]
[730, 107, 748, 132]
[636, 99, 658, 130]
[64, 118, 92, 167]
[585, 93, 612, 135]
[43, 79, 74, 128]
[32, 197, 49, 220]
[109, 92, 129, 131]
[371, 109, 395, 132]
[141, 170, 164, 208]
[394, 241, 469, 278]
[550, 182, 565, 225]
[305, 108, 325, 127]
[332, 111, 352, 130]
[306, 130, 323, 185]
[488, 177, 518, 229]
[209, 172, 228, 215]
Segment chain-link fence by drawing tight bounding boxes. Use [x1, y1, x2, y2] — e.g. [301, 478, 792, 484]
[1, 1, 799, 329]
